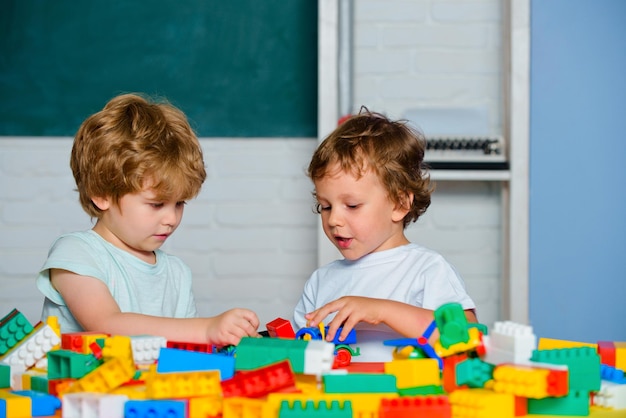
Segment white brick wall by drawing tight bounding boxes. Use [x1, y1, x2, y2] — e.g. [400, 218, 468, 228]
[0, 0, 505, 331]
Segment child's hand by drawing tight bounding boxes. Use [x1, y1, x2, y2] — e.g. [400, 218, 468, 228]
[305, 296, 385, 343]
[206, 308, 260, 346]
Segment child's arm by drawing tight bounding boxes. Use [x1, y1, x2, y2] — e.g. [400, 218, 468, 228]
[305, 296, 477, 343]
[51, 268, 259, 346]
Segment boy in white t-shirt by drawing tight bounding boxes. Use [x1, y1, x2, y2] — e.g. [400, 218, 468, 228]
[294, 109, 476, 361]
[37, 93, 259, 346]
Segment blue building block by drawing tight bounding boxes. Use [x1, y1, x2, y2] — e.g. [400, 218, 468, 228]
[600, 364, 626, 384]
[124, 400, 186, 418]
[11, 390, 61, 417]
[156, 347, 235, 379]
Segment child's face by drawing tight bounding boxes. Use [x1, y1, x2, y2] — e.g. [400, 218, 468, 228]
[314, 163, 410, 261]
[91, 187, 186, 262]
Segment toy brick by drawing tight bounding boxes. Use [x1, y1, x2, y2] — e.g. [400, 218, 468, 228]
[221, 359, 295, 398]
[61, 332, 109, 354]
[47, 350, 101, 380]
[267, 392, 397, 418]
[384, 358, 440, 389]
[538, 337, 596, 350]
[597, 341, 616, 367]
[29, 375, 48, 394]
[0, 389, 32, 418]
[62, 392, 128, 418]
[0, 364, 9, 389]
[449, 388, 516, 418]
[223, 396, 265, 418]
[527, 389, 590, 416]
[455, 358, 494, 388]
[1, 325, 60, 370]
[101, 335, 133, 362]
[166, 340, 213, 353]
[531, 347, 601, 391]
[11, 390, 60, 417]
[615, 342, 626, 371]
[47, 378, 75, 397]
[434, 302, 469, 349]
[488, 364, 568, 398]
[442, 353, 468, 393]
[323, 373, 396, 393]
[124, 399, 186, 418]
[130, 335, 166, 365]
[482, 321, 537, 365]
[600, 364, 626, 384]
[279, 399, 352, 418]
[145, 370, 221, 399]
[267, 318, 297, 339]
[434, 327, 483, 358]
[398, 385, 445, 396]
[65, 357, 135, 394]
[303, 340, 335, 376]
[156, 347, 235, 379]
[187, 395, 222, 418]
[44, 316, 60, 351]
[235, 337, 308, 372]
[594, 380, 626, 410]
[0, 310, 34, 357]
[379, 395, 451, 418]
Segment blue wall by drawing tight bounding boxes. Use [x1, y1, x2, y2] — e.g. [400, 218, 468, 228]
[530, 0, 626, 342]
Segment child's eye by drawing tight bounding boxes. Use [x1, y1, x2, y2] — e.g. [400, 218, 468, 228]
[347, 204, 360, 209]
[176, 201, 187, 207]
[150, 203, 164, 208]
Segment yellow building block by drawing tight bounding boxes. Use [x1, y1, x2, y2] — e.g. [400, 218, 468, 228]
[64, 357, 136, 394]
[384, 358, 440, 388]
[102, 335, 133, 362]
[435, 327, 482, 358]
[615, 342, 626, 371]
[449, 388, 515, 418]
[223, 397, 265, 418]
[145, 370, 222, 399]
[0, 389, 31, 418]
[538, 338, 596, 350]
[188, 395, 222, 418]
[266, 392, 397, 418]
[487, 364, 552, 399]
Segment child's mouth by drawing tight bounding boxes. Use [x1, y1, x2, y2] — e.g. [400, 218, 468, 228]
[335, 237, 352, 249]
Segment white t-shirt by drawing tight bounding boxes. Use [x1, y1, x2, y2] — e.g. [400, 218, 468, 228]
[293, 243, 476, 362]
[36, 230, 198, 334]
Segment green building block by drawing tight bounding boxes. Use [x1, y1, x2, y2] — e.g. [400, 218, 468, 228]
[528, 389, 590, 416]
[30, 375, 49, 393]
[279, 400, 352, 418]
[399, 384, 445, 396]
[235, 337, 308, 373]
[47, 350, 101, 379]
[531, 347, 601, 391]
[323, 373, 397, 393]
[0, 363, 9, 388]
[456, 358, 495, 388]
[434, 303, 469, 348]
[0, 309, 34, 356]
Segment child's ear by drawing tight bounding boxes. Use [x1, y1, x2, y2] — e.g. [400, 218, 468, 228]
[392, 192, 413, 222]
[91, 196, 111, 211]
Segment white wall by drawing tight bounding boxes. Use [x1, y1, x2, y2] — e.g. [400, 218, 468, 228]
[0, 0, 505, 330]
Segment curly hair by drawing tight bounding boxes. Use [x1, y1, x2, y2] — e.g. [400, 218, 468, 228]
[308, 108, 433, 227]
[71, 93, 207, 218]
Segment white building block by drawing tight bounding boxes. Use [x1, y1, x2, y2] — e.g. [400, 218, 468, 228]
[62, 392, 128, 418]
[130, 335, 167, 365]
[0, 324, 60, 369]
[303, 340, 335, 376]
[594, 381, 626, 410]
[482, 321, 537, 365]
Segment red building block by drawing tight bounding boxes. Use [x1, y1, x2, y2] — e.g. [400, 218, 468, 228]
[166, 340, 213, 353]
[379, 396, 451, 418]
[221, 360, 296, 398]
[597, 341, 616, 367]
[266, 318, 296, 339]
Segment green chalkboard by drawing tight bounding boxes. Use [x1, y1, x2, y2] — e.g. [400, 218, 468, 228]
[0, 1, 318, 137]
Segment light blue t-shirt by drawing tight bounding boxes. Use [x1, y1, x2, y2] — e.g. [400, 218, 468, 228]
[36, 230, 198, 333]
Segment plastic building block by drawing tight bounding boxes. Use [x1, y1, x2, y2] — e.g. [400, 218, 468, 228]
[101, 335, 133, 362]
[279, 399, 352, 418]
[434, 327, 483, 358]
[449, 388, 516, 418]
[47, 378, 75, 397]
[62, 392, 128, 418]
[0, 324, 61, 369]
[615, 342, 626, 371]
[441, 353, 468, 393]
[600, 364, 626, 383]
[538, 337, 596, 350]
[65, 357, 135, 394]
[222, 396, 265, 418]
[166, 340, 213, 353]
[144, 369, 221, 399]
[0, 310, 34, 357]
[398, 385, 445, 396]
[379, 396, 451, 418]
[267, 392, 398, 418]
[527, 389, 590, 416]
[434, 302, 469, 349]
[29, 375, 48, 394]
[61, 332, 109, 354]
[124, 399, 186, 418]
[130, 335, 166, 365]
[531, 346, 601, 391]
[187, 395, 222, 418]
[221, 359, 295, 398]
[235, 337, 334, 376]
[47, 350, 101, 379]
[0, 389, 31, 418]
[454, 358, 494, 388]
[156, 347, 235, 380]
[0, 364, 8, 389]
[598, 341, 617, 367]
[487, 364, 568, 398]
[384, 358, 440, 389]
[266, 318, 296, 339]
[594, 380, 626, 410]
[44, 316, 61, 351]
[482, 321, 537, 365]
[322, 373, 396, 394]
[10, 390, 60, 417]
